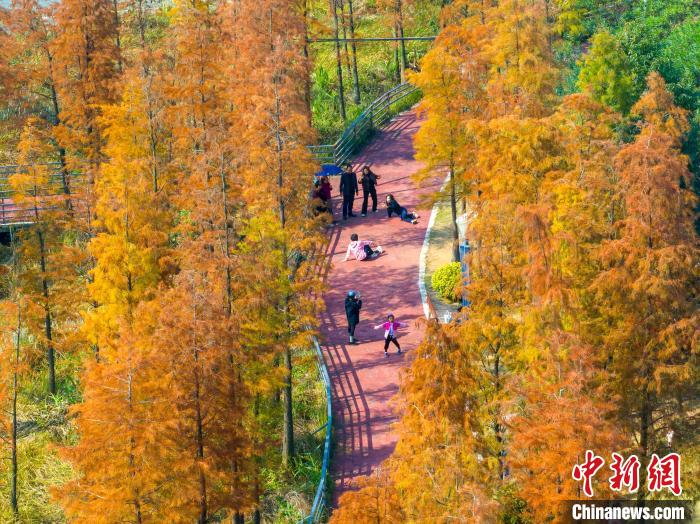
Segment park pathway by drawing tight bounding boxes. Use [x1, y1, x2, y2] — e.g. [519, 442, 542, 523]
[317, 110, 438, 503]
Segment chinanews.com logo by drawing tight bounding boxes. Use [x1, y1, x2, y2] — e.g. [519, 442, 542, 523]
[562, 450, 696, 523]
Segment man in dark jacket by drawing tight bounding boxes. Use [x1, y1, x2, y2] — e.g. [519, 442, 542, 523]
[339, 164, 359, 220]
[344, 290, 362, 344]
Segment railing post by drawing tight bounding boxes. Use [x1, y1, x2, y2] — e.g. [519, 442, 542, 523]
[459, 240, 470, 308]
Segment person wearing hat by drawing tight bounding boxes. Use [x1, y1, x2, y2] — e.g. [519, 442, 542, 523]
[374, 313, 408, 357]
[345, 290, 362, 344]
[339, 163, 359, 220]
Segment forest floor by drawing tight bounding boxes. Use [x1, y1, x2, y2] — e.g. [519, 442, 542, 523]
[317, 109, 440, 505]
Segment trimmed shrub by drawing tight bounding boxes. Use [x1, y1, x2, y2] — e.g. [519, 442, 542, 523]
[431, 262, 462, 302]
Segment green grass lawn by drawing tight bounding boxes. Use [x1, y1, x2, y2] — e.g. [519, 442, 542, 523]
[308, 0, 440, 142]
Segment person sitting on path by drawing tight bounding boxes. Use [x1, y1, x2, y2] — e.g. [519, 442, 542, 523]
[312, 180, 325, 215]
[318, 175, 332, 207]
[343, 233, 383, 262]
[314, 175, 335, 221]
[339, 163, 359, 220]
[374, 313, 409, 357]
[360, 166, 380, 216]
[345, 290, 362, 344]
[385, 194, 419, 224]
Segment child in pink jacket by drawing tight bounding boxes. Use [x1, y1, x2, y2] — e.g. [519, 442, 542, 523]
[374, 313, 408, 357]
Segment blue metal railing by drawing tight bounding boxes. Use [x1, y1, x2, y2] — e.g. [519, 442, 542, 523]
[299, 336, 333, 524]
[308, 82, 420, 167]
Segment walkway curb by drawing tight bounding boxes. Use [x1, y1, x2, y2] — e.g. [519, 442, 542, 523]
[418, 172, 450, 320]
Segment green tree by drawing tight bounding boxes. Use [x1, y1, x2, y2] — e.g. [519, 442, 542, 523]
[578, 31, 638, 114]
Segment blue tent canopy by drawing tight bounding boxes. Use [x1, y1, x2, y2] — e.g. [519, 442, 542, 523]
[315, 164, 344, 178]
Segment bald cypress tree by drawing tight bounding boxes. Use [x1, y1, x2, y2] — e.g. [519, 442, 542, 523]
[592, 74, 699, 500]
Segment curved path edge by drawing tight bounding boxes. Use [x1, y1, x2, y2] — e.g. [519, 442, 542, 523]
[418, 172, 451, 320]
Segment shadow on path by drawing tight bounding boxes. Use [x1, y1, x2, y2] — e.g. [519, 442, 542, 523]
[316, 109, 430, 503]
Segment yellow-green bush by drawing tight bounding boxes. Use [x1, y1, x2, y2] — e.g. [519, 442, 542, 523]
[431, 262, 462, 302]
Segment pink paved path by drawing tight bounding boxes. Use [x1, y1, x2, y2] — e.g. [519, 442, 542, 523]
[318, 110, 438, 502]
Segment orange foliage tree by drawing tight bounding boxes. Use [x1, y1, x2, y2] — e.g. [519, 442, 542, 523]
[52, 0, 121, 230]
[506, 93, 623, 520]
[332, 468, 406, 524]
[57, 67, 176, 524]
[10, 119, 64, 394]
[411, 22, 489, 261]
[591, 74, 699, 499]
[235, 0, 322, 471]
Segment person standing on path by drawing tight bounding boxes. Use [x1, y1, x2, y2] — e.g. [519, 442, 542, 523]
[374, 313, 408, 357]
[339, 164, 359, 220]
[360, 166, 380, 216]
[345, 290, 362, 344]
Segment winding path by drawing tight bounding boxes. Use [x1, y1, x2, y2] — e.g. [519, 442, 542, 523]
[317, 110, 435, 502]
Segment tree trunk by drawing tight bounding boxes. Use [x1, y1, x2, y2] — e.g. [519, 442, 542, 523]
[187, 277, 208, 524]
[347, 0, 361, 103]
[638, 389, 651, 503]
[395, 0, 407, 81]
[194, 349, 208, 524]
[220, 156, 233, 315]
[282, 345, 295, 466]
[37, 230, 56, 395]
[11, 303, 20, 520]
[252, 396, 263, 524]
[399, 24, 408, 77]
[449, 170, 460, 263]
[112, 0, 123, 73]
[331, 0, 346, 120]
[302, 0, 313, 122]
[124, 271, 144, 524]
[494, 352, 504, 481]
[339, 0, 352, 80]
[46, 54, 73, 212]
[273, 82, 295, 467]
[392, 26, 401, 84]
